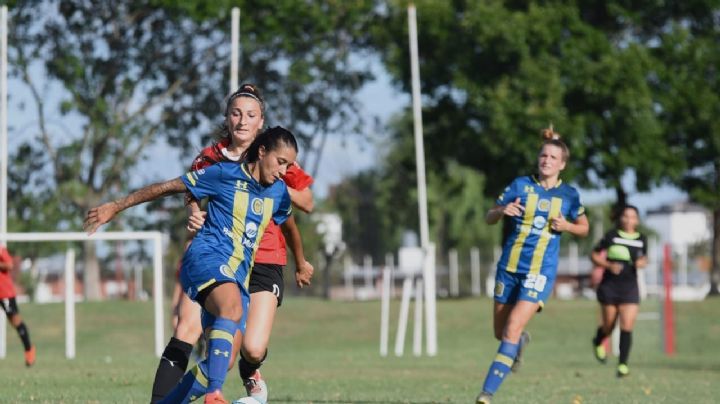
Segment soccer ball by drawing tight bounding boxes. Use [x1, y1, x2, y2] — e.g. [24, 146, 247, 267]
[232, 397, 261, 404]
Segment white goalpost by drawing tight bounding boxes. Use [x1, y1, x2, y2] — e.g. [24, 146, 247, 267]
[0, 231, 165, 359]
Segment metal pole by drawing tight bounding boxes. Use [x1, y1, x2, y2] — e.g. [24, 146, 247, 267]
[230, 7, 240, 92]
[65, 249, 76, 359]
[408, 3, 436, 357]
[0, 5, 8, 359]
[153, 233, 164, 357]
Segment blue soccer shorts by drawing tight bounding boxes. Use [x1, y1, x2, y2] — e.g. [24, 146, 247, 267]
[493, 269, 555, 309]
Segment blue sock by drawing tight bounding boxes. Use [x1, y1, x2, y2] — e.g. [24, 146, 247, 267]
[159, 362, 208, 404]
[481, 340, 519, 395]
[206, 316, 237, 393]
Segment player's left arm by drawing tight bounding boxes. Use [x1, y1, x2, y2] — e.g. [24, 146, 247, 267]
[287, 187, 314, 214]
[551, 213, 589, 237]
[550, 191, 589, 237]
[84, 178, 187, 234]
[284, 163, 314, 213]
[280, 216, 314, 288]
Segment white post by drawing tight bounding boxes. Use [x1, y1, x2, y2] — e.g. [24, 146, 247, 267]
[380, 267, 391, 357]
[611, 322, 620, 357]
[134, 264, 143, 300]
[343, 255, 353, 297]
[385, 253, 395, 298]
[413, 278, 424, 356]
[408, 3, 436, 356]
[423, 243, 437, 355]
[394, 276, 413, 356]
[363, 255, 373, 291]
[65, 248, 76, 359]
[449, 248, 459, 297]
[0, 5, 8, 360]
[230, 7, 240, 92]
[470, 247, 481, 296]
[569, 242, 578, 275]
[152, 233, 164, 357]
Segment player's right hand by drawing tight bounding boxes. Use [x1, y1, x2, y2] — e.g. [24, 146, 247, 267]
[503, 197, 525, 217]
[83, 202, 119, 235]
[186, 211, 207, 233]
[608, 262, 623, 275]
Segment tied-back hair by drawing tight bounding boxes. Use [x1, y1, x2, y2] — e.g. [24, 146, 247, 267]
[539, 124, 569, 161]
[242, 126, 298, 163]
[225, 83, 265, 116]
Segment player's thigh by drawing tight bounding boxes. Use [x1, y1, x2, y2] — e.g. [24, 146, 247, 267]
[618, 303, 639, 330]
[175, 292, 203, 342]
[243, 291, 278, 358]
[503, 300, 540, 343]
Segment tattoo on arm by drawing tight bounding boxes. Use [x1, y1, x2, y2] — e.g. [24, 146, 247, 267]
[114, 178, 187, 211]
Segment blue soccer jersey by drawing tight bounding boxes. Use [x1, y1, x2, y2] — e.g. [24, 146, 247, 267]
[179, 162, 292, 300]
[495, 175, 585, 277]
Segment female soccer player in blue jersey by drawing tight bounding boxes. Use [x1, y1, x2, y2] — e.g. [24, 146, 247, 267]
[150, 84, 314, 404]
[590, 205, 647, 378]
[476, 128, 589, 404]
[84, 126, 299, 404]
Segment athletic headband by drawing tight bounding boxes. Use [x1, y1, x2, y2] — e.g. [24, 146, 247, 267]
[233, 91, 262, 104]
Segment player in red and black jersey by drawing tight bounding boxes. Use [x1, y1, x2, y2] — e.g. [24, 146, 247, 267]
[0, 245, 35, 367]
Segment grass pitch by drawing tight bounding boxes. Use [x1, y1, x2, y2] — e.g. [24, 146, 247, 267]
[0, 297, 717, 403]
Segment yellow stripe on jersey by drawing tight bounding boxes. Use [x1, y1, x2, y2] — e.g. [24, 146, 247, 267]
[209, 329, 234, 344]
[529, 197, 563, 274]
[185, 172, 197, 186]
[191, 364, 208, 388]
[226, 191, 249, 274]
[244, 197, 275, 291]
[197, 278, 217, 292]
[494, 353, 514, 367]
[507, 193, 539, 272]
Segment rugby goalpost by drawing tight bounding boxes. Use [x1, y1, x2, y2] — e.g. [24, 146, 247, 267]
[0, 231, 165, 359]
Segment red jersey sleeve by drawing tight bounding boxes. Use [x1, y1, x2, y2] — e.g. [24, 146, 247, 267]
[190, 138, 230, 171]
[282, 164, 314, 191]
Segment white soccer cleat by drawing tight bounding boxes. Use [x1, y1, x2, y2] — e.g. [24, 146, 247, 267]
[232, 397, 261, 404]
[240, 370, 268, 404]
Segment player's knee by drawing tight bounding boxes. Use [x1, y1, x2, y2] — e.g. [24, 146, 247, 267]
[175, 322, 202, 343]
[217, 302, 243, 323]
[242, 343, 266, 363]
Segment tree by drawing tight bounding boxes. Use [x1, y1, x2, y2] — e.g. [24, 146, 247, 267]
[372, 1, 685, 202]
[653, 23, 720, 295]
[7, 0, 381, 299]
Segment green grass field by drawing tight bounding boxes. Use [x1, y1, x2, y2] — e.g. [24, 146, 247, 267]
[0, 297, 717, 403]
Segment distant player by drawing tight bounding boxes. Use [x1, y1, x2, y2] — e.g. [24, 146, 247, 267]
[590, 205, 647, 377]
[0, 244, 35, 367]
[85, 126, 300, 403]
[476, 127, 589, 404]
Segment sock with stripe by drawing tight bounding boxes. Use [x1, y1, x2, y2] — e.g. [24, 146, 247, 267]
[206, 316, 237, 393]
[150, 337, 193, 403]
[158, 362, 209, 404]
[481, 340, 519, 395]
